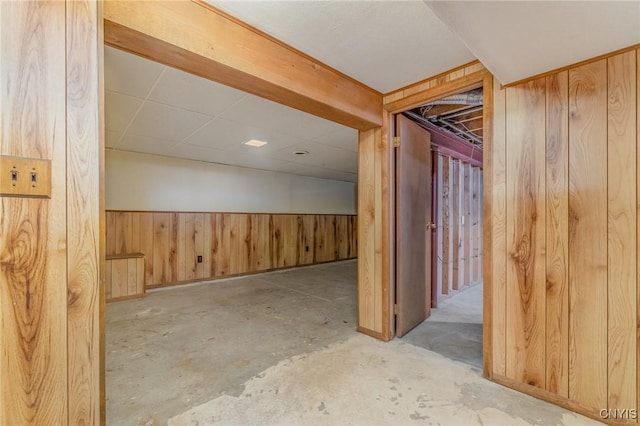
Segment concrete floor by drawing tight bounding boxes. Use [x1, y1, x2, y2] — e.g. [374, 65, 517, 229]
[106, 260, 599, 425]
[402, 284, 483, 370]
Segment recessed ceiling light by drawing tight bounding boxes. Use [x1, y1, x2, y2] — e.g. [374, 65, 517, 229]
[244, 139, 268, 147]
[293, 150, 309, 155]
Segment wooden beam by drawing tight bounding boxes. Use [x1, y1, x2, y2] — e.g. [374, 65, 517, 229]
[103, 0, 382, 131]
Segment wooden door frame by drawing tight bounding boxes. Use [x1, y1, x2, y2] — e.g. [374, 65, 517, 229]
[383, 70, 494, 378]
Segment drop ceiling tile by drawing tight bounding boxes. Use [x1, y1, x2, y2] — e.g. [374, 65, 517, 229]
[183, 118, 300, 153]
[127, 101, 212, 142]
[149, 67, 247, 116]
[105, 91, 143, 134]
[170, 144, 302, 175]
[268, 141, 358, 173]
[311, 126, 358, 152]
[207, 1, 474, 92]
[105, 46, 165, 98]
[218, 94, 340, 140]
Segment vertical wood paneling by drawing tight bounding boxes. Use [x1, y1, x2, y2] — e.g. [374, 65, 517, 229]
[568, 59, 608, 410]
[299, 214, 315, 265]
[607, 50, 637, 411]
[336, 215, 350, 260]
[111, 260, 127, 299]
[139, 213, 154, 286]
[106, 212, 116, 255]
[250, 214, 271, 271]
[176, 213, 186, 282]
[127, 258, 137, 295]
[637, 47, 640, 422]
[545, 71, 570, 397]
[505, 78, 547, 388]
[108, 211, 356, 287]
[492, 76, 508, 377]
[229, 214, 250, 275]
[0, 2, 68, 423]
[203, 213, 212, 275]
[105, 260, 112, 301]
[115, 212, 133, 254]
[358, 129, 377, 331]
[130, 212, 141, 252]
[153, 213, 171, 284]
[65, 0, 102, 420]
[271, 214, 298, 268]
[169, 213, 178, 282]
[315, 215, 337, 263]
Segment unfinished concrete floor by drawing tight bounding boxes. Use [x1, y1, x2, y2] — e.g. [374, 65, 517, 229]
[402, 284, 483, 370]
[107, 260, 599, 425]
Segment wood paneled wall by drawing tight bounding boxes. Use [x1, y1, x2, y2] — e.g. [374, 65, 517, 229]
[105, 255, 145, 301]
[106, 211, 357, 288]
[434, 154, 483, 303]
[490, 47, 639, 420]
[0, 1, 102, 424]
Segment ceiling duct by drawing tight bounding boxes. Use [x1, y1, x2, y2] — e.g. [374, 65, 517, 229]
[422, 88, 482, 107]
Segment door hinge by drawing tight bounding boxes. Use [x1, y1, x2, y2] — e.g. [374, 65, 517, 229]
[393, 136, 400, 148]
[393, 304, 399, 315]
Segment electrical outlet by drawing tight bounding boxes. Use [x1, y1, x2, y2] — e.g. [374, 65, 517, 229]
[197, 255, 203, 263]
[0, 156, 51, 198]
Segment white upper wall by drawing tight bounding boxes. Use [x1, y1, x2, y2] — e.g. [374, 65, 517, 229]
[426, 1, 640, 85]
[105, 149, 356, 214]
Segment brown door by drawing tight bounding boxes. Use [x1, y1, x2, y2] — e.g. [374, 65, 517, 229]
[395, 114, 433, 337]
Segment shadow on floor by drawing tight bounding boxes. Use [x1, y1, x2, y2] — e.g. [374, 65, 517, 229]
[401, 284, 483, 370]
[401, 321, 483, 369]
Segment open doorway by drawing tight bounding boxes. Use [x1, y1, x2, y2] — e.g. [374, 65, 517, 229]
[103, 46, 360, 424]
[393, 87, 484, 370]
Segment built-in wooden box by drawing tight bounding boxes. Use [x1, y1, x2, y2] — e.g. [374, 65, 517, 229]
[106, 253, 145, 302]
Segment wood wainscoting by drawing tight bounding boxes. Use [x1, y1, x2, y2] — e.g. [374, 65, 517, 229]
[106, 211, 357, 288]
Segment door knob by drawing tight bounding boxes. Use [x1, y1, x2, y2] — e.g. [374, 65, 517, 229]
[427, 222, 436, 230]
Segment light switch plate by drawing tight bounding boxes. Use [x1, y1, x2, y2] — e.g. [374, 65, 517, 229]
[0, 155, 52, 198]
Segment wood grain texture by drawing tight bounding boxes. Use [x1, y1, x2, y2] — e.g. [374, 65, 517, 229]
[491, 76, 508, 377]
[0, 2, 68, 423]
[298, 215, 315, 265]
[607, 50, 637, 411]
[103, 1, 381, 130]
[505, 77, 547, 389]
[568, 59, 608, 411]
[545, 71, 570, 397]
[250, 214, 271, 271]
[637, 47, 640, 424]
[105, 256, 144, 301]
[106, 211, 356, 288]
[65, 0, 102, 423]
[358, 129, 377, 332]
[395, 115, 432, 337]
[271, 214, 298, 268]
